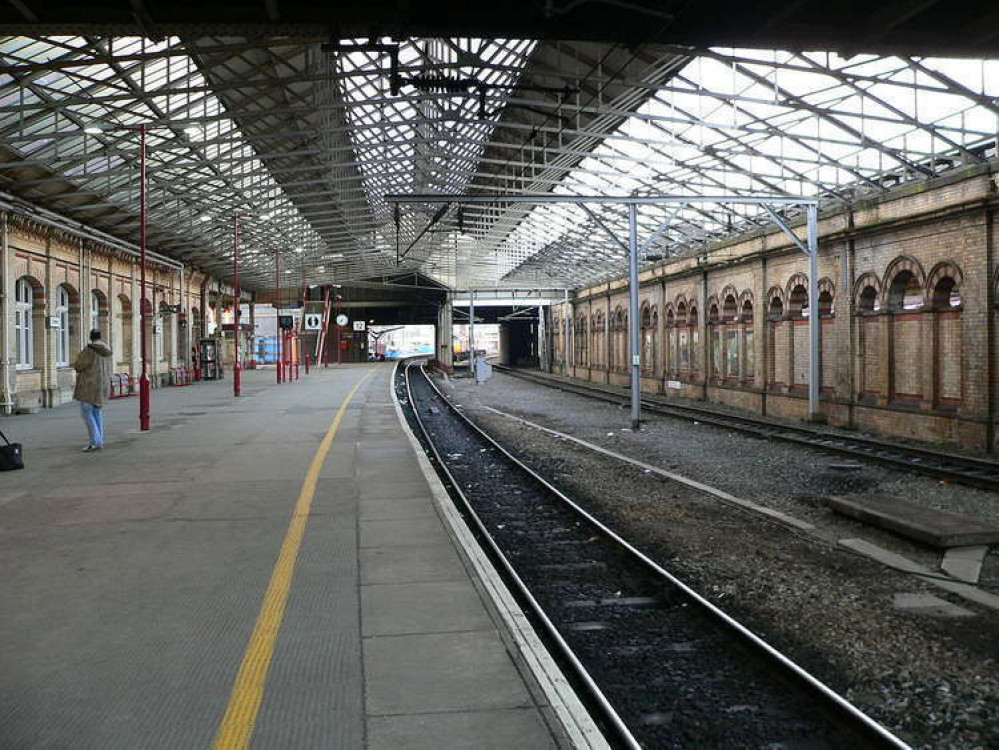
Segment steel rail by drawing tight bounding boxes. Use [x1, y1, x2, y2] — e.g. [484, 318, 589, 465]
[405, 360, 911, 750]
[400, 360, 639, 750]
[493, 365, 999, 491]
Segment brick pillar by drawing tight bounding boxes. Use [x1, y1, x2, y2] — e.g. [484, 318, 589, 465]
[42, 232, 58, 407]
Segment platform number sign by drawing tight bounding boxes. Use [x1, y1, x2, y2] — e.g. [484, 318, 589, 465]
[353, 320, 366, 332]
[304, 313, 322, 331]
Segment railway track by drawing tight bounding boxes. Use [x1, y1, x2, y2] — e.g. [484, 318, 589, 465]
[493, 365, 999, 492]
[398, 360, 910, 750]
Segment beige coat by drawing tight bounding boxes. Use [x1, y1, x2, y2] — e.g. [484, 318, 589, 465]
[73, 341, 113, 406]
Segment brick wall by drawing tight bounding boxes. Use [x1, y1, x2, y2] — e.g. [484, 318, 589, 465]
[557, 164, 999, 453]
[1, 213, 220, 413]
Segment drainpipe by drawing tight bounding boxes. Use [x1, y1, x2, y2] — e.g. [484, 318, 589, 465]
[986, 200, 995, 454]
[0, 213, 13, 414]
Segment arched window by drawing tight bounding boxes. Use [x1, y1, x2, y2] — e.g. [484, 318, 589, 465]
[888, 271, 923, 311]
[857, 285, 879, 313]
[931, 276, 962, 310]
[640, 303, 656, 376]
[767, 289, 786, 389]
[15, 278, 34, 369]
[56, 284, 71, 367]
[158, 300, 173, 364]
[708, 300, 722, 377]
[927, 263, 964, 406]
[819, 291, 834, 316]
[788, 283, 809, 318]
[742, 298, 755, 381]
[90, 290, 106, 335]
[665, 306, 676, 374]
[886, 267, 925, 402]
[768, 296, 784, 320]
[576, 315, 588, 365]
[722, 294, 738, 322]
[687, 304, 699, 375]
[116, 294, 134, 371]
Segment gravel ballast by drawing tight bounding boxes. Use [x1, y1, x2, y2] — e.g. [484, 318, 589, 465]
[441, 369, 998, 750]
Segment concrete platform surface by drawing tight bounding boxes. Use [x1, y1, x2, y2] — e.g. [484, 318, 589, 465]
[0, 366, 559, 749]
[827, 493, 999, 548]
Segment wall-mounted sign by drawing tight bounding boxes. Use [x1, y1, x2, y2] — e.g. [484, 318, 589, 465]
[353, 320, 366, 332]
[48, 316, 60, 328]
[304, 313, 322, 331]
[335, 313, 349, 327]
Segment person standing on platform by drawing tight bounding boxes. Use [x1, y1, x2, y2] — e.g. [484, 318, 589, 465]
[73, 329, 113, 452]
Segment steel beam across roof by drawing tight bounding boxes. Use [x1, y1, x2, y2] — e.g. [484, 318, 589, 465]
[0, 33, 997, 292]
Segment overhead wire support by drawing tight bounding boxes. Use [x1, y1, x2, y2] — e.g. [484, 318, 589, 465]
[397, 201, 452, 264]
[387, 191, 823, 424]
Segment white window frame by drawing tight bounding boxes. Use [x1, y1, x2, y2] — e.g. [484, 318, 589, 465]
[90, 291, 102, 335]
[56, 285, 70, 367]
[15, 278, 33, 370]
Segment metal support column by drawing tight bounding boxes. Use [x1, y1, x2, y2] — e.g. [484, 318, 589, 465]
[275, 249, 283, 383]
[563, 288, 570, 374]
[807, 204, 821, 421]
[138, 124, 150, 431]
[469, 290, 476, 381]
[232, 213, 241, 397]
[628, 203, 641, 430]
[0, 213, 12, 414]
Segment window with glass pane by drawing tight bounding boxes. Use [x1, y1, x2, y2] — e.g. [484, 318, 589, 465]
[91, 291, 101, 335]
[57, 285, 70, 366]
[15, 278, 33, 368]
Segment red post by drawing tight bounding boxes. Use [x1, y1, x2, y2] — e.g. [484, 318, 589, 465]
[138, 124, 150, 431]
[304, 349, 310, 375]
[233, 213, 241, 397]
[336, 295, 342, 366]
[276, 249, 283, 384]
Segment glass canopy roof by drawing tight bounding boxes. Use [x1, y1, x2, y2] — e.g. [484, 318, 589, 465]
[0, 35, 996, 290]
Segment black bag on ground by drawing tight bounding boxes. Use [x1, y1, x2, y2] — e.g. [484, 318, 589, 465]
[0, 429, 24, 471]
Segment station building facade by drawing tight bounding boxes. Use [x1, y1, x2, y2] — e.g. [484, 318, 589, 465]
[0, 208, 227, 414]
[551, 163, 999, 454]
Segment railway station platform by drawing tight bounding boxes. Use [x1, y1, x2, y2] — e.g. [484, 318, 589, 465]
[0, 365, 564, 749]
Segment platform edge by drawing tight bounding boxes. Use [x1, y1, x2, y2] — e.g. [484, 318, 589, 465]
[390, 362, 610, 750]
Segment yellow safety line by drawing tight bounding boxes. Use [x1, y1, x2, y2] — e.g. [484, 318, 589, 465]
[212, 368, 377, 750]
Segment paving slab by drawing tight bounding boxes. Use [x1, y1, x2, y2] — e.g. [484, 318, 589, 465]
[358, 496, 438, 521]
[827, 493, 999, 547]
[361, 581, 495, 636]
[360, 543, 468, 584]
[359, 517, 450, 548]
[941, 545, 989, 583]
[364, 630, 536, 715]
[367, 708, 556, 750]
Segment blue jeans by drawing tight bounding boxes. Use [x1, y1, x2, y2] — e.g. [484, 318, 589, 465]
[80, 401, 105, 448]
